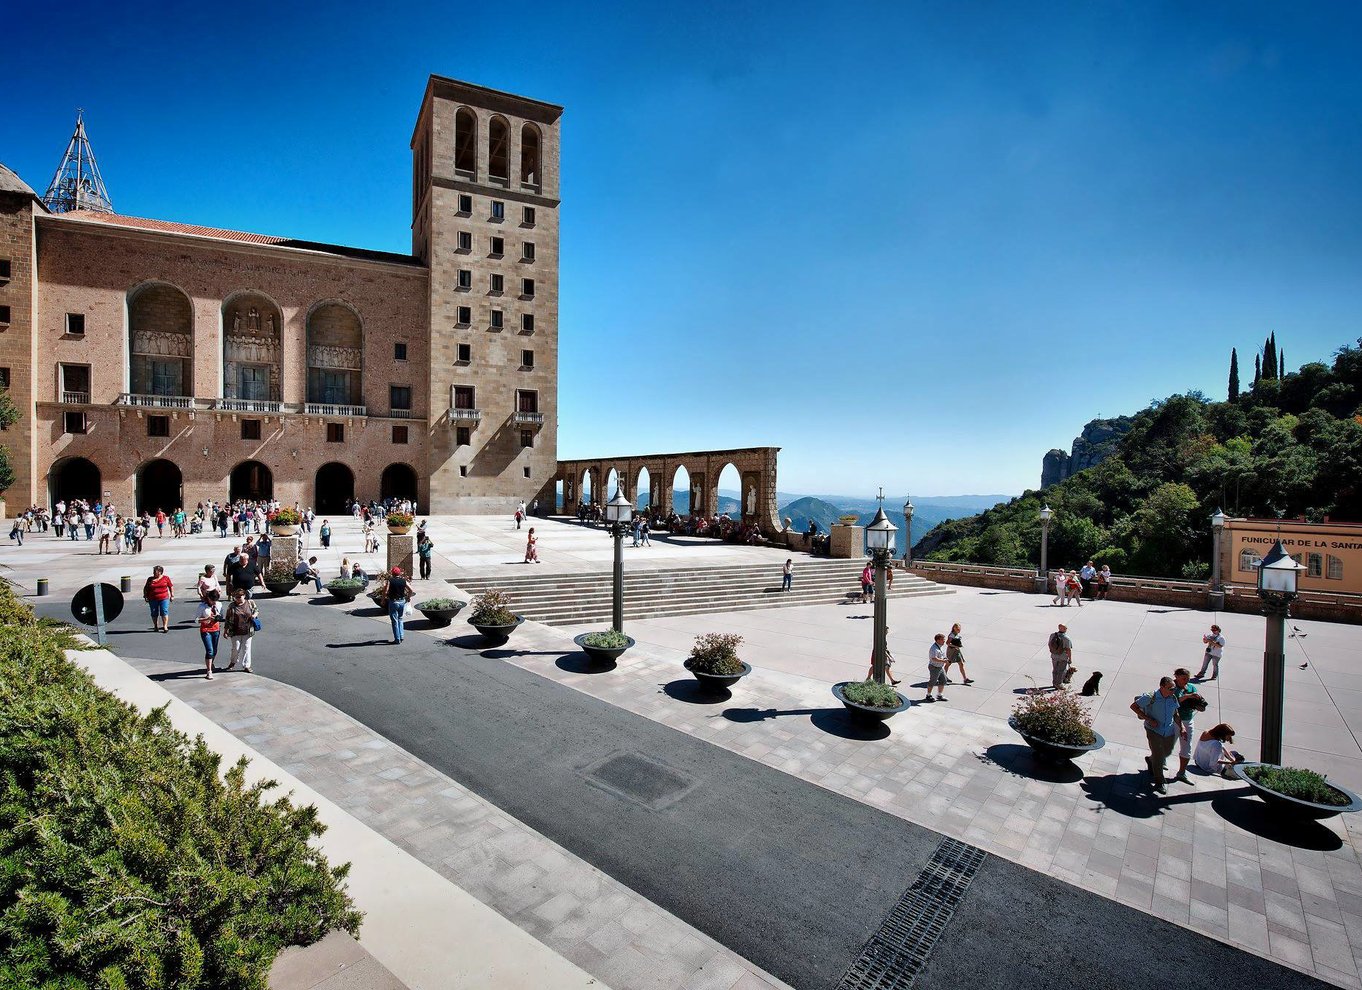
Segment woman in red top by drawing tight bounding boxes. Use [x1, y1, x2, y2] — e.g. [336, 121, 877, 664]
[144, 565, 175, 632]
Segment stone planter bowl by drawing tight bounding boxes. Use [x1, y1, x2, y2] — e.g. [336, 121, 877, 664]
[1233, 762, 1362, 820]
[417, 602, 467, 627]
[684, 658, 752, 691]
[832, 682, 910, 722]
[468, 614, 525, 643]
[327, 585, 361, 604]
[387, 523, 412, 536]
[272, 524, 299, 537]
[1008, 717, 1106, 763]
[265, 579, 299, 597]
[574, 632, 635, 667]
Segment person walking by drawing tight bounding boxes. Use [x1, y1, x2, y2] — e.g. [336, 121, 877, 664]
[1195, 624, 1225, 681]
[945, 622, 975, 685]
[143, 565, 175, 633]
[859, 562, 874, 604]
[1065, 570, 1084, 607]
[385, 566, 413, 644]
[224, 588, 259, 673]
[524, 527, 540, 563]
[639, 516, 651, 547]
[514, 505, 524, 530]
[924, 633, 948, 702]
[319, 519, 331, 549]
[196, 564, 218, 602]
[197, 590, 222, 679]
[1172, 667, 1204, 785]
[416, 533, 434, 580]
[7, 518, 22, 546]
[1052, 568, 1069, 606]
[1095, 564, 1112, 600]
[1131, 677, 1182, 794]
[782, 558, 793, 593]
[1048, 624, 1072, 690]
[229, 548, 263, 599]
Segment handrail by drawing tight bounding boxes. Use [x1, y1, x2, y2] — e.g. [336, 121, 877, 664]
[304, 403, 366, 417]
[117, 393, 193, 409]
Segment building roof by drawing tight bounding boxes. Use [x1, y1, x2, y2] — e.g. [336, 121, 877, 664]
[0, 162, 40, 199]
[52, 210, 422, 266]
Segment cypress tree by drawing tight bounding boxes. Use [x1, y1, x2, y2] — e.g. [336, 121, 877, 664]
[1228, 348, 1240, 400]
[1253, 354, 1261, 388]
[1264, 333, 1278, 380]
[1280, 349, 1285, 378]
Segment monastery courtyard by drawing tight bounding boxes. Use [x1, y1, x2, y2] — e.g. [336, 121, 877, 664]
[9, 514, 1362, 988]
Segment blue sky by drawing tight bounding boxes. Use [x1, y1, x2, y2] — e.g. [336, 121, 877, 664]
[7, 2, 1362, 497]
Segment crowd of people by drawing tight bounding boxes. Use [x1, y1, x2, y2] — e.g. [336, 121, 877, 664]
[1051, 561, 1114, 605]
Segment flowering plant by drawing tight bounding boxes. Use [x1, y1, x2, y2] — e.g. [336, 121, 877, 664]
[1011, 688, 1096, 746]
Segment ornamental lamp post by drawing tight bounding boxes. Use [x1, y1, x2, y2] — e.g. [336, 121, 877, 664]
[1209, 508, 1227, 609]
[902, 497, 915, 564]
[865, 504, 898, 685]
[605, 490, 633, 634]
[1256, 539, 1304, 765]
[1036, 504, 1054, 593]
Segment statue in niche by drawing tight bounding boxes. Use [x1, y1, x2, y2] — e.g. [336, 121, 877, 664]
[232, 311, 242, 333]
[248, 307, 260, 330]
[266, 313, 275, 336]
[746, 486, 755, 514]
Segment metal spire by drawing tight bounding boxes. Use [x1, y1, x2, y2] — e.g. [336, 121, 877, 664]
[42, 111, 114, 214]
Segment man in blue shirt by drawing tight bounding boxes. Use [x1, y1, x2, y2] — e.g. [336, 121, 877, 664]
[1130, 676, 1182, 794]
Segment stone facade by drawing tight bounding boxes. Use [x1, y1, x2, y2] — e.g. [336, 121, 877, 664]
[0, 75, 562, 516]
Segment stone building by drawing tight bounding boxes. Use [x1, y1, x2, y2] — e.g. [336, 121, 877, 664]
[0, 75, 561, 514]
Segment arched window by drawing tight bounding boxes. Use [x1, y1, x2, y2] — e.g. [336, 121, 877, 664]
[128, 282, 193, 399]
[488, 117, 509, 181]
[454, 108, 477, 176]
[520, 124, 540, 188]
[306, 303, 363, 411]
[1239, 548, 1260, 572]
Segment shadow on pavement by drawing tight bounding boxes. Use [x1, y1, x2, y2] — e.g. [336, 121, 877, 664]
[809, 709, 893, 741]
[148, 668, 209, 681]
[1211, 794, 1345, 851]
[982, 743, 1085, 784]
[1080, 771, 1230, 819]
[662, 679, 729, 704]
[325, 639, 392, 649]
[554, 654, 617, 673]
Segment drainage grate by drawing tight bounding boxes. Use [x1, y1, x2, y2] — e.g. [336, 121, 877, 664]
[836, 837, 987, 990]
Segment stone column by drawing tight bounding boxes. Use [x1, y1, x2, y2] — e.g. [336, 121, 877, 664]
[830, 524, 865, 559]
[388, 533, 415, 576]
[272, 533, 302, 574]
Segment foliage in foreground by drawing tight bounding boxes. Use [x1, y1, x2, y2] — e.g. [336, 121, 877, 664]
[842, 680, 901, 708]
[1011, 689, 1097, 746]
[0, 583, 360, 988]
[686, 633, 744, 675]
[1245, 765, 1349, 806]
[582, 629, 630, 649]
[469, 589, 516, 625]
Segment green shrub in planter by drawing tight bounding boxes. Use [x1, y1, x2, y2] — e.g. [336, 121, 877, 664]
[686, 632, 744, 676]
[266, 560, 299, 583]
[469, 589, 516, 625]
[386, 512, 414, 528]
[842, 680, 902, 708]
[1011, 689, 1096, 746]
[582, 629, 630, 649]
[416, 597, 460, 611]
[271, 507, 301, 526]
[1245, 765, 1350, 806]
[326, 578, 365, 592]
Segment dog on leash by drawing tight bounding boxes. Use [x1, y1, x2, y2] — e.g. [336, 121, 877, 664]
[1062, 665, 1079, 686]
[1080, 671, 1103, 696]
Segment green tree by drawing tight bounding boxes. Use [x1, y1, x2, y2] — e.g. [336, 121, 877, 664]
[1228, 348, 1240, 400]
[1253, 354, 1261, 388]
[0, 386, 18, 495]
[1127, 482, 1202, 575]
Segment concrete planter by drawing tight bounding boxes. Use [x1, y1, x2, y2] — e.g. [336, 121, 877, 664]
[1008, 717, 1106, 763]
[272, 524, 299, 537]
[573, 632, 635, 666]
[265, 579, 299, 597]
[1233, 763, 1362, 820]
[326, 584, 362, 604]
[684, 659, 752, 691]
[832, 682, 910, 722]
[417, 601, 466, 627]
[468, 615, 525, 643]
[387, 524, 412, 536]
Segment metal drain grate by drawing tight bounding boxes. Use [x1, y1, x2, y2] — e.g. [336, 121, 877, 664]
[836, 837, 988, 990]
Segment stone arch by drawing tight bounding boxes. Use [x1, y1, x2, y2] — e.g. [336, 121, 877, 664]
[606, 467, 622, 502]
[635, 467, 651, 511]
[454, 106, 477, 176]
[49, 456, 101, 507]
[715, 462, 741, 518]
[221, 290, 283, 405]
[520, 123, 541, 188]
[136, 458, 183, 514]
[229, 460, 273, 503]
[127, 281, 193, 398]
[315, 462, 354, 514]
[380, 463, 418, 504]
[671, 464, 692, 515]
[488, 116, 510, 181]
[580, 467, 595, 505]
[305, 300, 364, 409]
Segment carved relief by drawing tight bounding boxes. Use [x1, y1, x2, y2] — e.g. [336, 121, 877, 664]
[131, 329, 192, 358]
[308, 344, 362, 370]
[225, 337, 280, 365]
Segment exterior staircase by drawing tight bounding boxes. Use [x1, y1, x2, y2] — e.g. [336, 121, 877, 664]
[451, 558, 954, 626]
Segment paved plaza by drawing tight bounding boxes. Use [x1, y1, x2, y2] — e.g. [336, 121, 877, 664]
[9, 514, 1362, 987]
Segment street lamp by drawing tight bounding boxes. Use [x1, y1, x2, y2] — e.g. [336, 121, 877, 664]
[604, 490, 633, 634]
[1257, 539, 1304, 765]
[1209, 508, 1227, 608]
[1036, 505, 1054, 593]
[865, 505, 898, 685]
[902, 496, 915, 564]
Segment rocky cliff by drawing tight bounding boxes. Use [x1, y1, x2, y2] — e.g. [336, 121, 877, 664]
[1041, 416, 1134, 488]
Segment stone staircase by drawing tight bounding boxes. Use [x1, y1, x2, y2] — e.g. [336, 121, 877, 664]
[451, 558, 954, 626]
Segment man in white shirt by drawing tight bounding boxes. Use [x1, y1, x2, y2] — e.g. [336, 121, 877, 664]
[925, 634, 948, 702]
[1079, 561, 1097, 600]
[1196, 624, 1226, 681]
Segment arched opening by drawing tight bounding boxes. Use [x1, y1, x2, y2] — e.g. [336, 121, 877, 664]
[128, 282, 193, 399]
[672, 465, 691, 516]
[555, 479, 564, 513]
[606, 468, 621, 501]
[230, 460, 273, 503]
[136, 458, 183, 515]
[50, 456, 101, 507]
[222, 292, 282, 406]
[454, 107, 477, 176]
[717, 463, 741, 517]
[580, 469, 593, 506]
[306, 302, 363, 410]
[488, 116, 509, 181]
[520, 123, 541, 188]
[315, 462, 354, 515]
[635, 467, 651, 511]
[380, 463, 418, 504]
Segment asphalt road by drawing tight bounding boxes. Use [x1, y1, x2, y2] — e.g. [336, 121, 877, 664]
[50, 597, 1328, 990]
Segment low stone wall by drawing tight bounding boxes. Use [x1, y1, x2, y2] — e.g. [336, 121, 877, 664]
[905, 560, 1362, 624]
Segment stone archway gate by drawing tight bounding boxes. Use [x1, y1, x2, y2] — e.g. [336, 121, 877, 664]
[556, 446, 782, 535]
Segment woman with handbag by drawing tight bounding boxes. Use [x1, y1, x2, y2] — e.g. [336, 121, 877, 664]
[224, 587, 260, 673]
[385, 566, 413, 644]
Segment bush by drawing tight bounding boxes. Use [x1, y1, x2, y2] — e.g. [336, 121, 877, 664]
[686, 633, 744, 675]
[265, 560, 298, 583]
[469, 589, 516, 625]
[1011, 689, 1097, 746]
[842, 680, 901, 708]
[325, 578, 364, 591]
[270, 507, 300, 526]
[582, 629, 629, 649]
[1245, 765, 1350, 806]
[415, 598, 459, 611]
[385, 512, 414, 528]
[0, 582, 360, 987]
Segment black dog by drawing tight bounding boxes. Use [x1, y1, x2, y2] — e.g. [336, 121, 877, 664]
[1080, 671, 1103, 697]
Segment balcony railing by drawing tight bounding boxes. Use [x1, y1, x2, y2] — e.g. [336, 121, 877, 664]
[449, 407, 482, 422]
[387, 408, 414, 419]
[118, 393, 193, 409]
[514, 411, 545, 425]
[214, 398, 283, 413]
[60, 391, 90, 405]
[304, 403, 366, 417]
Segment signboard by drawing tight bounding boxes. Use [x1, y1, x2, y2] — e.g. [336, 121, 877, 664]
[1226, 521, 1362, 595]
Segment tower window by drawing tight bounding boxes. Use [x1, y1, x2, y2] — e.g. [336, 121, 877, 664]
[454, 108, 477, 176]
[521, 278, 535, 299]
[64, 411, 87, 434]
[0, 306, 10, 325]
[521, 242, 536, 262]
[453, 385, 475, 409]
[490, 310, 503, 330]
[393, 425, 409, 444]
[520, 430, 534, 449]
[516, 389, 539, 414]
[490, 274, 504, 294]
[520, 124, 541, 189]
[521, 313, 534, 334]
[523, 466, 532, 478]
[66, 314, 85, 335]
[0, 259, 10, 281]
[241, 419, 262, 440]
[522, 206, 536, 227]
[460, 465, 469, 477]
[389, 385, 412, 412]
[521, 349, 534, 369]
[326, 423, 345, 443]
[490, 200, 505, 221]
[457, 194, 472, 215]
[456, 426, 471, 446]
[456, 343, 471, 364]
[490, 236, 504, 258]
[457, 231, 472, 252]
[456, 306, 471, 327]
[394, 342, 408, 361]
[457, 269, 472, 290]
[489, 117, 509, 181]
[147, 415, 170, 438]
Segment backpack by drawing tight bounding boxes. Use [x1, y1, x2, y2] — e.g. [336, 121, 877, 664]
[1049, 632, 1066, 653]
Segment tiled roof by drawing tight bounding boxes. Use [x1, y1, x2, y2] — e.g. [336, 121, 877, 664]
[56, 210, 422, 266]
